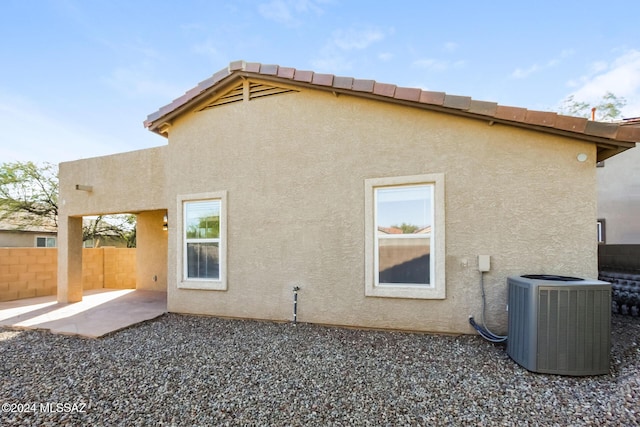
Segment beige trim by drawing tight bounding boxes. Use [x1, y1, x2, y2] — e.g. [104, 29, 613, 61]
[365, 174, 445, 299]
[176, 191, 228, 291]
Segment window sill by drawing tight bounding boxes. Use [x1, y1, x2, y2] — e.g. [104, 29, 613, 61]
[178, 280, 227, 291]
[365, 284, 445, 299]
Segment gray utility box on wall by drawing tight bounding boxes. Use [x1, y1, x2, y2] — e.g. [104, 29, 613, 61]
[507, 275, 611, 376]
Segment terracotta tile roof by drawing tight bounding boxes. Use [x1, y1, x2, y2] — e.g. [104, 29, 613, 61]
[377, 226, 403, 235]
[620, 117, 640, 126]
[145, 60, 637, 161]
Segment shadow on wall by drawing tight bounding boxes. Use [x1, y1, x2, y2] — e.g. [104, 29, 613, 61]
[379, 255, 430, 285]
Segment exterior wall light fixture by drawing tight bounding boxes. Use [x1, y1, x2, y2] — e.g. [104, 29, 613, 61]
[163, 213, 168, 231]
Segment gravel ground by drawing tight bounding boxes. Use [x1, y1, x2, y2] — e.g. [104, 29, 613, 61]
[0, 314, 638, 426]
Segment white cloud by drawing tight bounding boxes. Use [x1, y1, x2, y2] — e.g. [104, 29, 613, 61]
[511, 49, 575, 79]
[564, 49, 640, 118]
[258, 0, 326, 26]
[589, 60, 608, 74]
[378, 52, 393, 61]
[310, 55, 354, 73]
[443, 42, 458, 52]
[106, 64, 184, 100]
[311, 25, 388, 73]
[191, 38, 227, 65]
[331, 28, 385, 50]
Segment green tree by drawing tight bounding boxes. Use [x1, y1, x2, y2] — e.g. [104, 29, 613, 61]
[83, 215, 137, 248]
[0, 161, 136, 247]
[0, 161, 58, 228]
[559, 92, 627, 122]
[392, 222, 420, 234]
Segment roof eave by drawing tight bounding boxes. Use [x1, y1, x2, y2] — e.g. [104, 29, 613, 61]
[144, 66, 638, 160]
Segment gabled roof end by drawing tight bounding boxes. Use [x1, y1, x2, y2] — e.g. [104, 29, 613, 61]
[143, 60, 638, 161]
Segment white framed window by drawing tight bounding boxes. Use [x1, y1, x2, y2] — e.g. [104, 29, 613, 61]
[365, 174, 445, 299]
[177, 191, 227, 290]
[36, 236, 56, 248]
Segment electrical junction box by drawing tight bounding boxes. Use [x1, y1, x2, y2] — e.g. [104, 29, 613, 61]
[478, 255, 490, 272]
[507, 275, 611, 376]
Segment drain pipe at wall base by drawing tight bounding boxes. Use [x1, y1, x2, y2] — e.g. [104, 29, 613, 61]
[292, 286, 300, 324]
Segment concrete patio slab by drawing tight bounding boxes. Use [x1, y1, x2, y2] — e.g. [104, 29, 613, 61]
[0, 289, 167, 338]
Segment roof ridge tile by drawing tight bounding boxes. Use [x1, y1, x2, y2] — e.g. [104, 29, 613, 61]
[293, 69, 313, 83]
[277, 66, 295, 79]
[585, 121, 619, 139]
[394, 87, 421, 102]
[373, 82, 396, 97]
[467, 100, 498, 116]
[419, 91, 445, 106]
[259, 64, 279, 75]
[229, 60, 245, 71]
[555, 114, 588, 133]
[244, 62, 261, 73]
[443, 94, 471, 110]
[495, 105, 527, 121]
[312, 73, 334, 86]
[352, 79, 375, 93]
[332, 76, 354, 90]
[524, 110, 557, 127]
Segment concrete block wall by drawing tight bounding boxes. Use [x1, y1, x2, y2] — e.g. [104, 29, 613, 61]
[0, 247, 137, 302]
[82, 248, 105, 290]
[0, 248, 57, 301]
[103, 247, 136, 289]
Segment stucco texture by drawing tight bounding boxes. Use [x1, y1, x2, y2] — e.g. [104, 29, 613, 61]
[59, 82, 599, 334]
[162, 84, 597, 334]
[58, 148, 168, 300]
[597, 146, 640, 244]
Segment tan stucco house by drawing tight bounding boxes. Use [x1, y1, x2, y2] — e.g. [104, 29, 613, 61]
[57, 61, 638, 334]
[597, 118, 640, 244]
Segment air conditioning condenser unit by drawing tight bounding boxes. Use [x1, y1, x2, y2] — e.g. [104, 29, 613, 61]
[507, 275, 611, 376]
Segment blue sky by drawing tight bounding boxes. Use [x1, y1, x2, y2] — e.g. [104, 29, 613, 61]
[1, 0, 639, 164]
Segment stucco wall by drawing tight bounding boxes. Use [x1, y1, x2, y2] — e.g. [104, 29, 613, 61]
[159, 85, 598, 334]
[597, 145, 640, 244]
[58, 146, 168, 302]
[58, 146, 168, 216]
[0, 231, 56, 248]
[136, 210, 168, 291]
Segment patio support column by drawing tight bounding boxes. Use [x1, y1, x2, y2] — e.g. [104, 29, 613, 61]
[57, 215, 83, 303]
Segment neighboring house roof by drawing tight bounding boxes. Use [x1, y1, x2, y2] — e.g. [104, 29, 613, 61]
[0, 211, 57, 233]
[377, 226, 432, 234]
[377, 227, 404, 235]
[620, 117, 640, 127]
[144, 60, 638, 162]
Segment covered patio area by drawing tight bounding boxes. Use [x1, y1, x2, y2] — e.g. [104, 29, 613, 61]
[0, 289, 166, 338]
